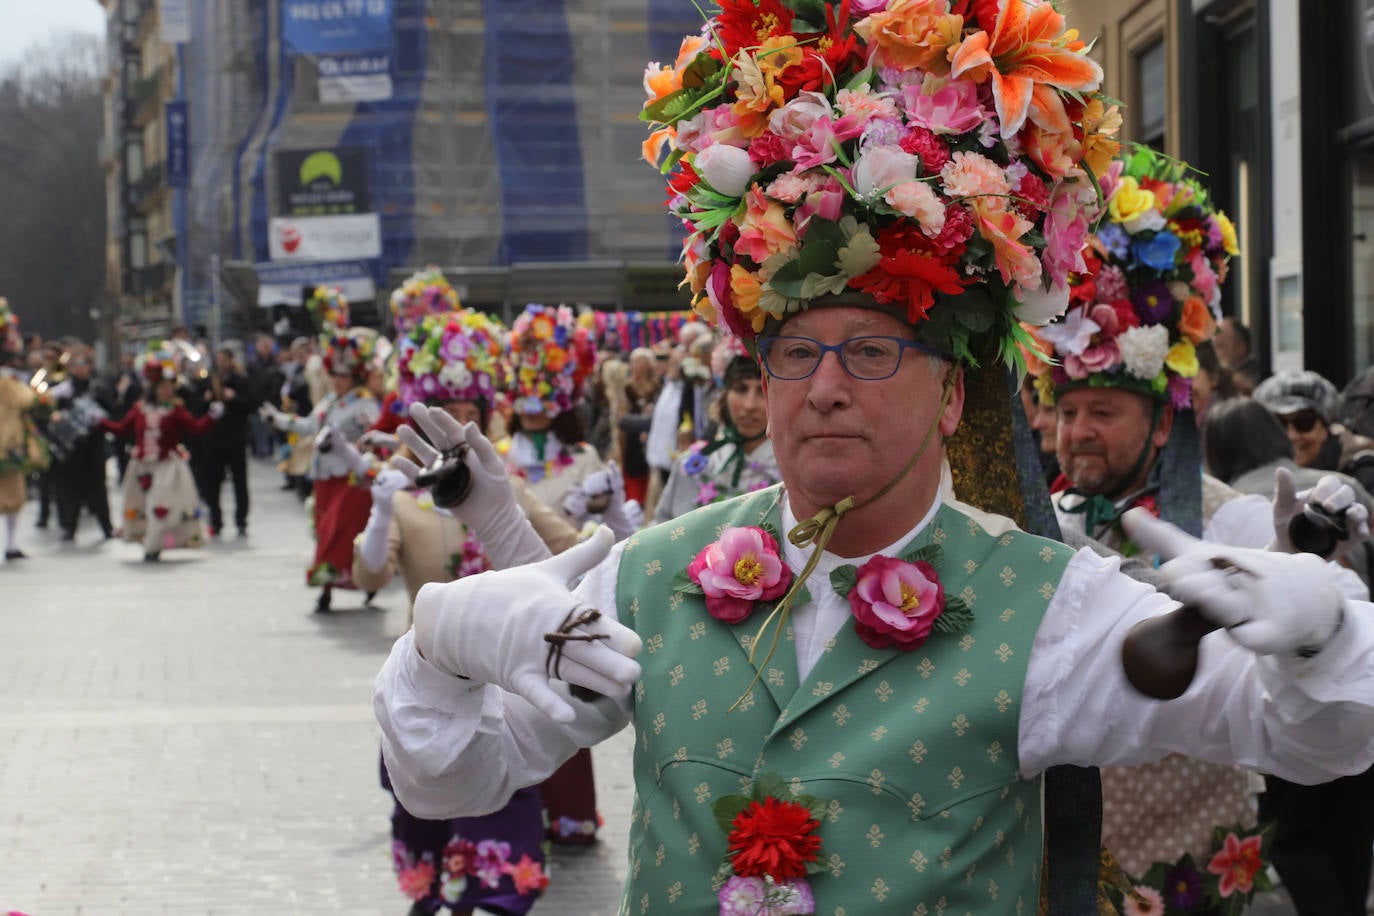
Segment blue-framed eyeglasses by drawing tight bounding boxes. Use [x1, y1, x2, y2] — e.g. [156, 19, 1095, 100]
[756, 335, 944, 381]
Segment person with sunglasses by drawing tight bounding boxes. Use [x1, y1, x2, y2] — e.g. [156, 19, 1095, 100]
[1256, 370, 1374, 496]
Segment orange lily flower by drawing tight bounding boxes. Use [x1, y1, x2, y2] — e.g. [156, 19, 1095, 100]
[949, 0, 1102, 138]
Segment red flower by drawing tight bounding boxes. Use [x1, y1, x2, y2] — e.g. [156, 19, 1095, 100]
[152, 506, 169, 519]
[715, 0, 795, 58]
[1207, 832, 1264, 898]
[747, 132, 789, 167]
[727, 796, 821, 880]
[848, 227, 966, 323]
[776, 1, 863, 96]
[899, 126, 951, 175]
[666, 161, 700, 199]
[137, 474, 152, 491]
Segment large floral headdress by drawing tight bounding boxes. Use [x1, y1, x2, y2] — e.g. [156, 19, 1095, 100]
[390, 266, 463, 337]
[142, 340, 178, 383]
[0, 297, 20, 358]
[306, 285, 350, 335]
[642, 0, 1119, 367]
[397, 309, 506, 409]
[1026, 147, 1240, 409]
[506, 304, 595, 418]
[322, 327, 384, 381]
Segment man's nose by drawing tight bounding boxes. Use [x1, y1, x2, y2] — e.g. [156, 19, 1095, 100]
[805, 348, 852, 409]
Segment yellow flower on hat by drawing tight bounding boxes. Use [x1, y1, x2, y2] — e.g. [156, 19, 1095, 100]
[1164, 339, 1198, 378]
[1214, 212, 1240, 257]
[1108, 176, 1156, 225]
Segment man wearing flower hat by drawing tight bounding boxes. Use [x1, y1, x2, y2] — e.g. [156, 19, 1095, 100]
[375, 2, 1374, 913]
[1030, 149, 1374, 908]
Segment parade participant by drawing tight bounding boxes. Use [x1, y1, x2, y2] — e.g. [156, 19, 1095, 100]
[1255, 370, 1374, 496]
[0, 298, 43, 560]
[348, 292, 578, 915]
[27, 342, 65, 529]
[497, 301, 631, 844]
[277, 337, 315, 498]
[45, 345, 115, 543]
[261, 288, 381, 612]
[377, 4, 1374, 913]
[1027, 150, 1319, 906]
[196, 347, 256, 538]
[654, 337, 779, 522]
[500, 303, 633, 536]
[99, 346, 221, 561]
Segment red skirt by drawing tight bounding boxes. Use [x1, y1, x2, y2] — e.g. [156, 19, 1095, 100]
[308, 476, 372, 590]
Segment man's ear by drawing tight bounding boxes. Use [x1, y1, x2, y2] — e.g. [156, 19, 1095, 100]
[1153, 403, 1175, 449]
[938, 364, 965, 437]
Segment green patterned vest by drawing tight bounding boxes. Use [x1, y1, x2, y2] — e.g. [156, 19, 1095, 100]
[615, 486, 1074, 915]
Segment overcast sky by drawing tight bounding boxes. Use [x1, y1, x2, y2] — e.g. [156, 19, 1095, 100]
[0, 0, 106, 71]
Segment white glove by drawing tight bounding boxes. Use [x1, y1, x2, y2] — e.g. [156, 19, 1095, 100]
[259, 403, 288, 430]
[399, 403, 552, 568]
[1123, 507, 1346, 657]
[316, 425, 373, 477]
[1270, 466, 1371, 561]
[208, 401, 225, 420]
[596, 461, 642, 541]
[49, 379, 74, 401]
[356, 467, 414, 574]
[561, 482, 590, 523]
[412, 526, 642, 723]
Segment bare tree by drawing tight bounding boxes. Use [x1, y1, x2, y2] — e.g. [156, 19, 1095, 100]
[0, 32, 105, 343]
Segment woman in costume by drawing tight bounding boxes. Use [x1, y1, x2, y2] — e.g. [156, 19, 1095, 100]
[99, 346, 220, 561]
[348, 285, 578, 915]
[0, 298, 41, 560]
[260, 287, 381, 612]
[654, 338, 779, 522]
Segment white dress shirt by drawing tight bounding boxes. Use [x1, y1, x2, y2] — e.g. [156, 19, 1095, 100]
[375, 488, 1374, 821]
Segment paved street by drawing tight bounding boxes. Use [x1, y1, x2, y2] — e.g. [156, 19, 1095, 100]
[0, 457, 632, 915]
[0, 457, 1310, 915]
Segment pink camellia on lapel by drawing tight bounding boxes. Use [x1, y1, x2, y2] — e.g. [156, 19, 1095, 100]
[847, 556, 946, 649]
[686, 526, 792, 624]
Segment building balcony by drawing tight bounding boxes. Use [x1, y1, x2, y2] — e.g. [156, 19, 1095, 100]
[127, 160, 165, 212]
[128, 66, 165, 125]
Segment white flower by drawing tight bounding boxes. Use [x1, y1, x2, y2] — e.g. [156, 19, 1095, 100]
[1117, 324, 1170, 379]
[695, 143, 754, 198]
[1013, 281, 1070, 326]
[438, 362, 474, 391]
[852, 145, 918, 199]
[1038, 307, 1100, 357]
[1122, 208, 1166, 235]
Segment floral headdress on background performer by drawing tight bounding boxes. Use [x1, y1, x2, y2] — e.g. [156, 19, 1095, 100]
[642, 0, 1118, 369]
[506, 304, 596, 418]
[389, 265, 462, 337]
[1025, 146, 1239, 409]
[305, 286, 373, 382]
[396, 311, 505, 409]
[1029, 146, 1239, 540]
[141, 341, 179, 383]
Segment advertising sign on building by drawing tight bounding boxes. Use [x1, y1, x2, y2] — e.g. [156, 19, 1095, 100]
[269, 213, 383, 262]
[165, 101, 189, 188]
[254, 260, 377, 306]
[159, 0, 191, 43]
[317, 53, 393, 103]
[282, 0, 393, 56]
[276, 147, 370, 216]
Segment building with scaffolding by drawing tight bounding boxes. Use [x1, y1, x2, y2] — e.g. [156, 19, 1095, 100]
[98, 0, 699, 343]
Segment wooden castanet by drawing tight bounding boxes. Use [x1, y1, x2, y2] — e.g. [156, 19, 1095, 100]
[1120, 603, 1222, 700]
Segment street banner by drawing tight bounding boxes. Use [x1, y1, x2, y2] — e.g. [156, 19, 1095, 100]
[269, 213, 382, 261]
[282, 0, 393, 56]
[165, 101, 189, 188]
[275, 147, 371, 216]
[159, 0, 191, 43]
[254, 259, 377, 306]
[317, 52, 393, 102]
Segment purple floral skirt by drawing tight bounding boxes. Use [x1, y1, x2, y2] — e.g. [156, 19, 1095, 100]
[381, 757, 548, 914]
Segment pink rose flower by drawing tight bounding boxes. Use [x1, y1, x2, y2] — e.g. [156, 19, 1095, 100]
[790, 114, 865, 171]
[885, 180, 946, 235]
[851, 145, 919, 198]
[735, 187, 799, 263]
[767, 90, 833, 140]
[848, 556, 945, 650]
[687, 526, 793, 623]
[794, 175, 846, 228]
[904, 76, 985, 135]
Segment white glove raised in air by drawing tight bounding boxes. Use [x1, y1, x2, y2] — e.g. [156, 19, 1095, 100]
[1123, 507, 1346, 657]
[1270, 466, 1371, 561]
[356, 466, 416, 574]
[412, 527, 642, 723]
[207, 401, 225, 420]
[399, 403, 551, 568]
[315, 425, 373, 477]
